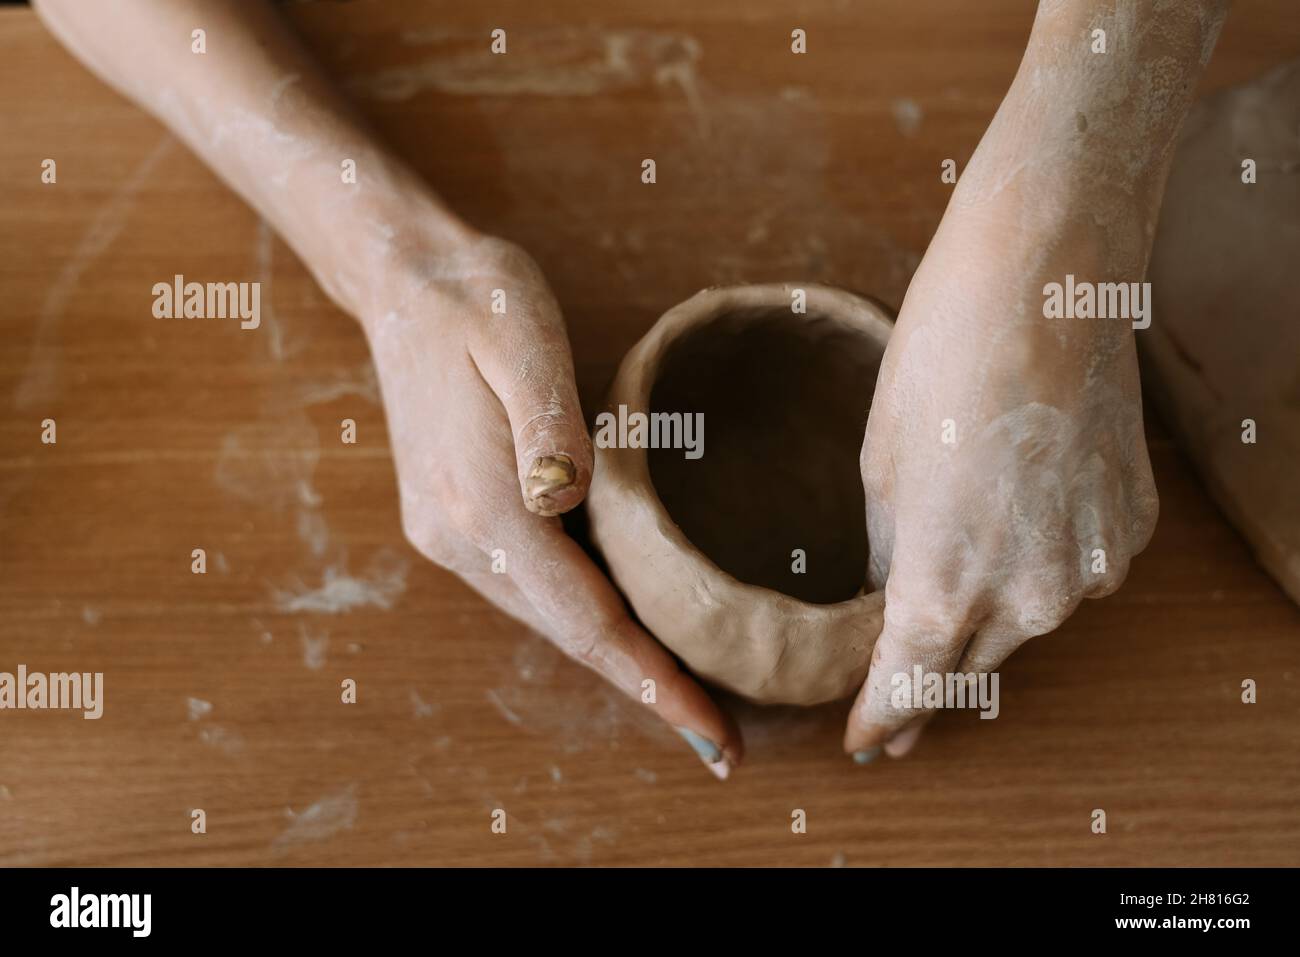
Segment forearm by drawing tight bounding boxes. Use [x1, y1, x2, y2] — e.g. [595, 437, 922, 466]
[953, 0, 1231, 275]
[33, 0, 476, 318]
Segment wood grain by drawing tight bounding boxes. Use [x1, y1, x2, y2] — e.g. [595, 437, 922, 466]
[1, 0, 1297, 866]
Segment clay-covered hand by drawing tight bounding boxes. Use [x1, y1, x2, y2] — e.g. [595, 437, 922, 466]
[362, 229, 743, 778]
[843, 213, 1159, 761]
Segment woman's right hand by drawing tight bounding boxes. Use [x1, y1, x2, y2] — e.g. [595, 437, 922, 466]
[361, 226, 743, 779]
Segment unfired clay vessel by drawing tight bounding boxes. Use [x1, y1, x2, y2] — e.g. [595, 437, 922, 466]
[588, 283, 891, 706]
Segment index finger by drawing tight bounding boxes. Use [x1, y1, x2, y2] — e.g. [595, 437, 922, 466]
[504, 518, 744, 779]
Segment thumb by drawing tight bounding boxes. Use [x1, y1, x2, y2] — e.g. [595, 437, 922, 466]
[470, 301, 594, 517]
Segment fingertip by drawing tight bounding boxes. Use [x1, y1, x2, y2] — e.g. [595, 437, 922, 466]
[852, 746, 882, 765]
[883, 717, 928, 759]
[842, 682, 881, 755]
[718, 729, 745, 773]
[676, 726, 737, 781]
[707, 760, 732, 781]
[658, 668, 744, 777]
[844, 724, 887, 757]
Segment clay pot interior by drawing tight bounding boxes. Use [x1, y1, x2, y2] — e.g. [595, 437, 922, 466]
[646, 304, 883, 605]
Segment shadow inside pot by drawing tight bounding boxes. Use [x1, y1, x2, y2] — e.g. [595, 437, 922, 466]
[645, 303, 881, 604]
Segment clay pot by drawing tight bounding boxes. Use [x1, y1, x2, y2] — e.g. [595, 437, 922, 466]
[587, 283, 891, 706]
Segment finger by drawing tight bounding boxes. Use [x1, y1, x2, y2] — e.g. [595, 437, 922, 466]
[883, 713, 932, 759]
[447, 526, 744, 780]
[872, 617, 1024, 759]
[943, 621, 1024, 733]
[399, 503, 544, 628]
[842, 590, 978, 760]
[504, 519, 743, 779]
[456, 567, 541, 629]
[1124, 464, 1159, 557]
[1072, 489, 1133, 601]
[954, 622, 1022, 677]
[871, 616, 1024, 760]
[468, 283, 593, 518]
[1082, 544, 1131, 599]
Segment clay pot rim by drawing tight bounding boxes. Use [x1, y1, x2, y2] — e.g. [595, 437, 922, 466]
[599, 281, 894, 614]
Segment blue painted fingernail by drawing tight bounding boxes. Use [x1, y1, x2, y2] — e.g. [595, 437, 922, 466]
[853, 747, 881, 765]
[676, 727, 721, 764]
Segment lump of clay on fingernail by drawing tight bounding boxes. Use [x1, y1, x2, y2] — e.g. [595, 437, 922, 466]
[525, 454, 576, 513]
[1144, 60, 1300, 606]
[587, 283, 890, 705]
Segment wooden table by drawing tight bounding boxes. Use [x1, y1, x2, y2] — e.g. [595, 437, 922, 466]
[2, 0, 1297, 867]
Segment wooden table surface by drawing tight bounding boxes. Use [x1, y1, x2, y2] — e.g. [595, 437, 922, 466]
[2, 0, 1298, 867]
